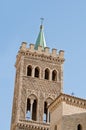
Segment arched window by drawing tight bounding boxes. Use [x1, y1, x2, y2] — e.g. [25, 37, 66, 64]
[77, 124, 82, 130]
[45, 68, 49, 80]
[34, 67, 40, 78]
[27, 65, 32, 76]
[26, 98, 37, 121]
[52, 70, 57, 81]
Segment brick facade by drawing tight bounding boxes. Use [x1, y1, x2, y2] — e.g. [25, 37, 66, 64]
[10, 42, 86, 130]
[49, 93, 86, 130]
[10, 43, 64, 130]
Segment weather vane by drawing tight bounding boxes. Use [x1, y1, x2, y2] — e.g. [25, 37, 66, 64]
[40, 18, 44, 25]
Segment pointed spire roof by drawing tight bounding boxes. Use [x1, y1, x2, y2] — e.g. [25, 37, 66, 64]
[35, 20, 46, 50]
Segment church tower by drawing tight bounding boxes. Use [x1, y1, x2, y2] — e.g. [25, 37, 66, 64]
[10, 23, 65, 130]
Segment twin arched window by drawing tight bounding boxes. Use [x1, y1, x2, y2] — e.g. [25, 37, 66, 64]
[44, 69, 57, 81]
[26, 98, 37, 121]
[27, 65, 59, 81]
[27, 65, 40, 78]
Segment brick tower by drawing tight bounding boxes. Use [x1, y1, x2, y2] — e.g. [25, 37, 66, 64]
[10, 23, 65, 130]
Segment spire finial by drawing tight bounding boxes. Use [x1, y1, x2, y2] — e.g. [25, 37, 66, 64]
[40, 18, 44, 25]
[40, 18, 44, 30]
[35, 18, 46, 50]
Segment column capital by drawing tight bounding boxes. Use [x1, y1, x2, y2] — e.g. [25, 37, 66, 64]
[30, 99, 34, 104]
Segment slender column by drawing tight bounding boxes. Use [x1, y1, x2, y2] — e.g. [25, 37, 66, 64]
[32, 67, 34, 77]
[50, 70, 52, 81]
[30, 99, 34, 120]
[47, 109, 50, 123]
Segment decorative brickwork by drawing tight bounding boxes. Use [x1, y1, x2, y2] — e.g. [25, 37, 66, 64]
[10, 42, 64, 130]
[10, 41, 86, 130]
[49, 93, 86, 130]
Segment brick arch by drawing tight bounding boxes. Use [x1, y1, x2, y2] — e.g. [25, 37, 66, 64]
[26, 94, 38, 121]
[26, 65, 33, 76]
[28, 94, 37, 100]
[44, 67, 50, 80]
[34, 66, 41, 78]
[52, 69, 57, 81]
[45, 97, 53, 105]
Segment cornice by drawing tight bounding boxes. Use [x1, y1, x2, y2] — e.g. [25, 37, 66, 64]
[15, 43, 65, 68]
[16, 119, 50, 130]
[19, 50, 64, 64]
[49, 93, 86, 112]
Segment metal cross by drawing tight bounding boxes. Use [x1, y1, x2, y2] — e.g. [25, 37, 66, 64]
[40, 18, 44, 25]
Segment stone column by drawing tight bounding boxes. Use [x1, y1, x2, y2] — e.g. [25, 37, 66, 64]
[32, 67, 34, 77]
[47, 109, 50, 123]
[30, 99, 34, 120]
[50, 70, 52, 81]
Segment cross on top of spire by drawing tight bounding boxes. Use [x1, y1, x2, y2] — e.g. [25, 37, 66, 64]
[40, 18, 44, 25]
[35, 18, 46, 50]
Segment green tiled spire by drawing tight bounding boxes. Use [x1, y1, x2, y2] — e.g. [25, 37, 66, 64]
[35, 24, 46, 50]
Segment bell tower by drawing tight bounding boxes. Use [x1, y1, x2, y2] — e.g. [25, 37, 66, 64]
[10, 23, 65, 130]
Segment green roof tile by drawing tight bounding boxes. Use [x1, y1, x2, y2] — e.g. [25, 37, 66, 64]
[35, 25, 46, 50]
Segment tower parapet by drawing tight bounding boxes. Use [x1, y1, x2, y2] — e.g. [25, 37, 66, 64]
[20, 42, 64, 57]
[16, 42, 65, 67]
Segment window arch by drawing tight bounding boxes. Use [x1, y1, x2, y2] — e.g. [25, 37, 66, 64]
[77, 124, 82, 130]
[45, 68, 50, 80]
[26, 97, 37, 121]
[34, 67, 40, 78]
[52, 70, 57, 81]
[27, 65, 32, 76]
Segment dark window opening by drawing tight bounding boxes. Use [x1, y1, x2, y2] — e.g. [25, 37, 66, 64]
[45, 69, 49, 80]
[27, 65, 32, 76]
[26, 98, 30, 120]
[35, 67, 39, 78]
[54, 125, 57, 130]
[77, 124, 82, 130]
[52, 70, 57, 81]
[26, 99, 37, 121]
[43, 102, 48, 122]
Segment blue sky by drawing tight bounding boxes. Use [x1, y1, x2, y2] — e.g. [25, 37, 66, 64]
[1, 0, 86, 130]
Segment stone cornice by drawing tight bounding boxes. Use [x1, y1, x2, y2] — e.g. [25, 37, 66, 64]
[49, 93, 86, 112]
[16, 119, 50, 130]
